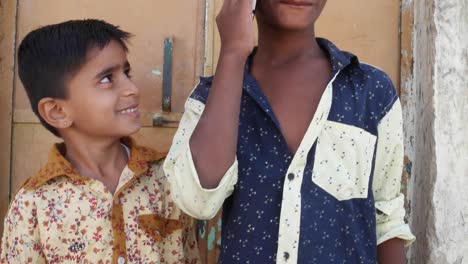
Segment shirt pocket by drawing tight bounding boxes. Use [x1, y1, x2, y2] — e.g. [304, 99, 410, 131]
[312, 121, 377, 201]
[137, 214, 182, 242]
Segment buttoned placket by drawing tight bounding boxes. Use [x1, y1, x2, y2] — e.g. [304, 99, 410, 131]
[276, 71, 341, 263]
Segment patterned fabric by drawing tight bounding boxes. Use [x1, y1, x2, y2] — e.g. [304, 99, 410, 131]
[1, 137, 200, 264]
[164, 38, 415, 263]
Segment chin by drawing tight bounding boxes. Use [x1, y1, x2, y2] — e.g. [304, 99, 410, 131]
[258, 11, 316, 32]
[118, 123, 142, 138]
[276, 18, 313, 31]
[127, 124, 142, 136]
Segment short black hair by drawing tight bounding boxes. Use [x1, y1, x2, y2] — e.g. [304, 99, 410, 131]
[18, 19, 132, 137]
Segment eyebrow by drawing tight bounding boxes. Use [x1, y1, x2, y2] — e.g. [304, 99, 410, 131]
[94, 61, 131, 79]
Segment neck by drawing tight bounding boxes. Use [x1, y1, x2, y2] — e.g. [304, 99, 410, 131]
[61, 134, 128, 180]
[255, 21, 323, 66]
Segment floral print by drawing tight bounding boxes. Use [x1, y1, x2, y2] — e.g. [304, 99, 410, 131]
[1, 138, 200, 264]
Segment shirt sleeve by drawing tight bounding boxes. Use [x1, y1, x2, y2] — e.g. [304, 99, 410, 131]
[1, 188, 46, 263]
[372, 98, 416, 246]
[163, 96, 238, 220]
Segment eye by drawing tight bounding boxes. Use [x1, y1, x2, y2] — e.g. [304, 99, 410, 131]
[100, 74, 112, 84]
[124, 68, 132, 79]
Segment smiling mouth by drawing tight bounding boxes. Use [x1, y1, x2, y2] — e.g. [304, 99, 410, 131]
[118, 106, 139, 114]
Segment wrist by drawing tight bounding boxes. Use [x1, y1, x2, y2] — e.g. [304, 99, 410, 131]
[219, 46, 251, 61]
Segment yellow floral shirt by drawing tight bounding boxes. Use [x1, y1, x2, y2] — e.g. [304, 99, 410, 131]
[0, 138, 200, 264]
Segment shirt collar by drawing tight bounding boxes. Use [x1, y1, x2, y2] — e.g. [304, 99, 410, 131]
[315, 38, 359, 73]
[23, 137, 167, 190]
[245, 37, 359, 75]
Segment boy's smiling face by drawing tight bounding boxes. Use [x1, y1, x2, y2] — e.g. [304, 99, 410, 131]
[257, 0, 327, 30]
[60, 40, 141, 139]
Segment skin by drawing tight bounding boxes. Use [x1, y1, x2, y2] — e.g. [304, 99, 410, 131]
[189, 0, 406, 261]
[37, 40, 140, 194]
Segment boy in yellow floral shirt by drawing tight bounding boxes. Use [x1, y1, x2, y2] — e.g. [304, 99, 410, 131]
[0, 19, 200, 264]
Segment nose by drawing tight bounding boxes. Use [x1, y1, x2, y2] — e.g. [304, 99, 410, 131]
[122, 77, 139, 97]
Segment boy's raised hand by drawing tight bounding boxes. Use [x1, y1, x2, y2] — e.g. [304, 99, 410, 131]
[189, 0, 254, 190]
[216, 0, 255, 58]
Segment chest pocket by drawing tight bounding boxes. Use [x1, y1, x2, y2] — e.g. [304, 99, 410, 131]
[312, 121, 376, 201]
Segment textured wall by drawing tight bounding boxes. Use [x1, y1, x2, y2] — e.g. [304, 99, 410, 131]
[430, 0, 468, 262]
[404, 0, 468, 263]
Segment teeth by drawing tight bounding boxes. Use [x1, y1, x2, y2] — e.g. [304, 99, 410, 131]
[120, 107, 138, 114]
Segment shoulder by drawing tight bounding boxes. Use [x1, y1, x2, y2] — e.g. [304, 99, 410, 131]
[347, 62, 399, 116]
[343, 62, 395, 92]
[357, 63, 395, 90]
[359, 63, 399, 118]
[5, 186, 39, 221]
[329, 62, 400, 133]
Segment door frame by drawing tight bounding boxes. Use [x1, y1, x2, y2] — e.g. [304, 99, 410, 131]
[0, 0, 18, 235]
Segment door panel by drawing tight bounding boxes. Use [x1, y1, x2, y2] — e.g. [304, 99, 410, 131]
[316, 0, 401, 89]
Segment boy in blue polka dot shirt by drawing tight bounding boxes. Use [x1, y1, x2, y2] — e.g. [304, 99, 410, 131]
[165, 0, 415, 263]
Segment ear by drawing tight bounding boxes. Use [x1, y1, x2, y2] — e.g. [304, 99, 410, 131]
[37, 98, 73, 129]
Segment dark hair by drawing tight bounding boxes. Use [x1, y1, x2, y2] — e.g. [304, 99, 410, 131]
[18, 19, 132, 137]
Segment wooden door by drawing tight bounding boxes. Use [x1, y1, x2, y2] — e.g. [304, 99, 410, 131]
[200, 0, 402, 262]
[0, 0, 205, 246]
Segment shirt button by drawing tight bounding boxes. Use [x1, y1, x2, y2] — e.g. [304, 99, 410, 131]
[117, 256, 125, 264]
[283, 251, 290, 260]
[287, 173, 295, 181]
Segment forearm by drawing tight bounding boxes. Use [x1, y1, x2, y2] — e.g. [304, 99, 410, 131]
[189, 52, 247, 189]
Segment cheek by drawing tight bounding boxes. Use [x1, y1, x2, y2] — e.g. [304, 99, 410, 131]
[72, 94, 118, 120]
